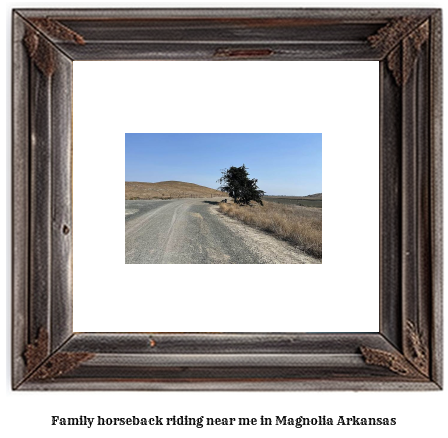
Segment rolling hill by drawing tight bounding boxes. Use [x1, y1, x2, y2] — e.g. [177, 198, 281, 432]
[126, 181, 225, 200]
[304, 193, 322, 200]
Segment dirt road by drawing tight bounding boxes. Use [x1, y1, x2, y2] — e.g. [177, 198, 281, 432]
[125, 199, 320, 264]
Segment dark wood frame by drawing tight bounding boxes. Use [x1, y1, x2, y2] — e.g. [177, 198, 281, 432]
[12, 8, 442, 390]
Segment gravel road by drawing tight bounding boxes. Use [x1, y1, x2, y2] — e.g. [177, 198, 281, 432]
[125, 199, 320, 264]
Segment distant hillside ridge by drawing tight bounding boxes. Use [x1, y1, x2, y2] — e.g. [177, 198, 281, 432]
[262, 193, 322, 208]
[305, 193, 322, 199]
[126, 181, 226, 200]
[264, 193, 322, 199]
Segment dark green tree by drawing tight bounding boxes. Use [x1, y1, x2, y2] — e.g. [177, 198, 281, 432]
[217, 164, 265, 206]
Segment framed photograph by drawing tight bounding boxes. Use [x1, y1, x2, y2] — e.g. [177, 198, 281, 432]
[12, 8, 442, 390]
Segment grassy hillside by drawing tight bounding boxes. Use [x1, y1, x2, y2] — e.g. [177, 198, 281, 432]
[304, 193, 322, 199]
[126, 181, 225, 200]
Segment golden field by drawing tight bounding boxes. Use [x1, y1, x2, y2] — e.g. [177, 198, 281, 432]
[218, 201, 322, 258]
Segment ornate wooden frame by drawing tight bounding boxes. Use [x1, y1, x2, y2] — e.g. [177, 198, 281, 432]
[12, 8, 442, 390]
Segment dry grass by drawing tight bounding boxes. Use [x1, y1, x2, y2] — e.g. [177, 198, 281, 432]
[126, 181, 225, 200]
[218, 201, 322, 258]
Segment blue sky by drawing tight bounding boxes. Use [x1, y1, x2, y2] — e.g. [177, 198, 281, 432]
[125, 133, 322, 196]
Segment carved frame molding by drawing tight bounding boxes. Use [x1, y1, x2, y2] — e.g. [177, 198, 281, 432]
[12, 8, 442, 390]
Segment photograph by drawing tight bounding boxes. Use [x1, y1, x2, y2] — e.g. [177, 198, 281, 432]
[125, 133, 322, 264]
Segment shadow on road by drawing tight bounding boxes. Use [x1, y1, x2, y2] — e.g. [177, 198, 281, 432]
[203, 200, 220, 205]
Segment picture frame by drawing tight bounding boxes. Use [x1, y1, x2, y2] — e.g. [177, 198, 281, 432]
[12, 8, 442, 390]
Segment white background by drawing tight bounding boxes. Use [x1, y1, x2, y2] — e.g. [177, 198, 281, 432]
[73, 60, 379, 332]
[2, 1, 447, 438]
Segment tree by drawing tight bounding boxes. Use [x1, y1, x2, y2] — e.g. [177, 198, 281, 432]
[217, 164, 265, 206]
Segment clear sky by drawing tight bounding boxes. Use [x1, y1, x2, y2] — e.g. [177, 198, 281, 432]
[125, 133, 322, 196]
